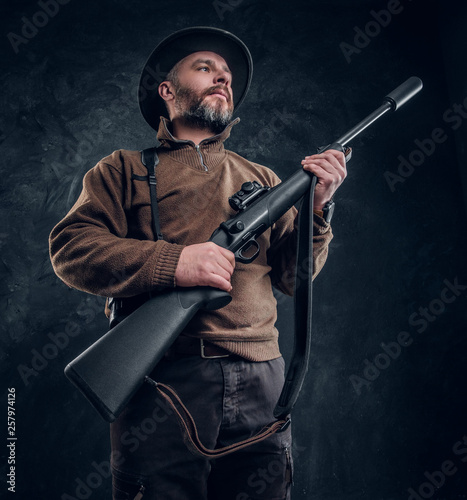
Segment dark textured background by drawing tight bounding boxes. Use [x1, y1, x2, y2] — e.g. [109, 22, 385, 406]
[1, 0, 467, 498]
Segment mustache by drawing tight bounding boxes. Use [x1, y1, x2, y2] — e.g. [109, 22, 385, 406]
[203, 85, 232, 103]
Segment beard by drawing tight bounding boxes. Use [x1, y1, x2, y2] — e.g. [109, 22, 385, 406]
[173, 84, 234, 135]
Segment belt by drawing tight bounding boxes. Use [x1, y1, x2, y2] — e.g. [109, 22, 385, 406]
[165, 336, 231, 360]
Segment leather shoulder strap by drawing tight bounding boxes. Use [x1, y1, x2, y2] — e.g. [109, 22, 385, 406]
[145, 378, 290, 459]
[141, 147, 163, 241]
[143, 178, 318, 459]
[274, 175, 317, 419]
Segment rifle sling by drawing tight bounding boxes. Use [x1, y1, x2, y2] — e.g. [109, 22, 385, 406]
[145, 377, 291, 459]
[274, 175, 317, 419]
[107, 148, 163, 326]
[141, 147, 163, 241]
[140, 171, 318, 459]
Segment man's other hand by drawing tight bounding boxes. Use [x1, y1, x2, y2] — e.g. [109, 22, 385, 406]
[301, 149, 347, 210]
[175, 242, 236, 291]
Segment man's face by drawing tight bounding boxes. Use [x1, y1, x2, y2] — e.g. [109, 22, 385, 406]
[167, 51, 234, 133]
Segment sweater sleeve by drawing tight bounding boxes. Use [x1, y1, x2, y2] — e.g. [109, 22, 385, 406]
[49, 158, 184, 298]
[267, 207, 333, 296]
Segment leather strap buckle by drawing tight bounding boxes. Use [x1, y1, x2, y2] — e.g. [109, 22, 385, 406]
[200, 339, 230, 359]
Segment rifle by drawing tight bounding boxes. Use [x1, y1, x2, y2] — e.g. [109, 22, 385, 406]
[65, 77, 423, 423]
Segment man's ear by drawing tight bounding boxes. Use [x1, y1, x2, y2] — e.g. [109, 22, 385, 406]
[159, 81, 174, 102]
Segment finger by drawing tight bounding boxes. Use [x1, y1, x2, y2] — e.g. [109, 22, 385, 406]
[205, 273, 232, 292]
[325, 148, 346, 162]
[203, 243, 235, 278]
[205, 262, 232, 283]
[209, 248, 235, 278]
[218, 246, 236, 269]
[205, 242, 235, 263]
[302, 160, 345, 183]
[302, 152, 345, 171]
[315, 149, 346, 165]
[302, 157, 347, 181]
[216, 258, 235, 279]
[302, 150, 346, 171]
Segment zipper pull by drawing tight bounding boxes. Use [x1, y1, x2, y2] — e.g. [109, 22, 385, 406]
[195, 144, 208, 171]
[133, 485, 145, 500]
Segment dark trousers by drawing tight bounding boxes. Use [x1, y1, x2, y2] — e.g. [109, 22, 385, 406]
[110, 354, 293, 500]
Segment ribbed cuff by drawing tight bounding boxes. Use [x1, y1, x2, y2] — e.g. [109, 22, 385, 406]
[313, 212, 331, 234]
[152, 242, 185, 288]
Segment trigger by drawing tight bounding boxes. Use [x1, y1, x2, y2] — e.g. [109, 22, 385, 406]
[236, 240, 260, 264]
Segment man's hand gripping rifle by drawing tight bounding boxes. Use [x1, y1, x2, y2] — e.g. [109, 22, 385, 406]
[64, 77, 423, 423]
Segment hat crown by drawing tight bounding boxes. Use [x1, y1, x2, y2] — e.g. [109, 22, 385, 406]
[138, 26, 253, 131]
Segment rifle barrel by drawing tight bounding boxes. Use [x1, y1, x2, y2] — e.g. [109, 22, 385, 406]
[336, 102, 392, 146]
[336, 76, 423, 146]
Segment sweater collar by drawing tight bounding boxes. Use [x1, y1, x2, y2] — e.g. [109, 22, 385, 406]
[155, 117, 240, 171]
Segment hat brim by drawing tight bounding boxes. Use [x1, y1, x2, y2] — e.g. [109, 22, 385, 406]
[138, 26, 253, 131]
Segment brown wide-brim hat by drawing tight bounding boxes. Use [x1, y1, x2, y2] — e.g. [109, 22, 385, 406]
[138, 26, 253, 131]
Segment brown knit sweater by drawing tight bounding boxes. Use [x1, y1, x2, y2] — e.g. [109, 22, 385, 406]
[49, 117, 333, 361]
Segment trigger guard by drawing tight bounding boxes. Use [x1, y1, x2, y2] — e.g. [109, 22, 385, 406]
[236, 240, 260, 264]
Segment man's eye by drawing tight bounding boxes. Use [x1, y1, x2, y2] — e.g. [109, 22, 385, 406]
[198, 66, 209, 72]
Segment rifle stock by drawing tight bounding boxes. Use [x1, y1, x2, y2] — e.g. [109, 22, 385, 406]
[64, 77, 423, 423]
[65, 163, 319, 422]
[65, 287, 231, 422]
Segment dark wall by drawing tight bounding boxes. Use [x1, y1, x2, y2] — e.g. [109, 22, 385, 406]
[2, 0, 466, 499]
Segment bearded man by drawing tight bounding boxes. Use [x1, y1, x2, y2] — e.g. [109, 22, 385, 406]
[49, 27, 346, 500]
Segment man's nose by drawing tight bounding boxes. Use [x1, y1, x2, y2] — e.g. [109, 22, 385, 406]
[214, 70, 231, 87]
